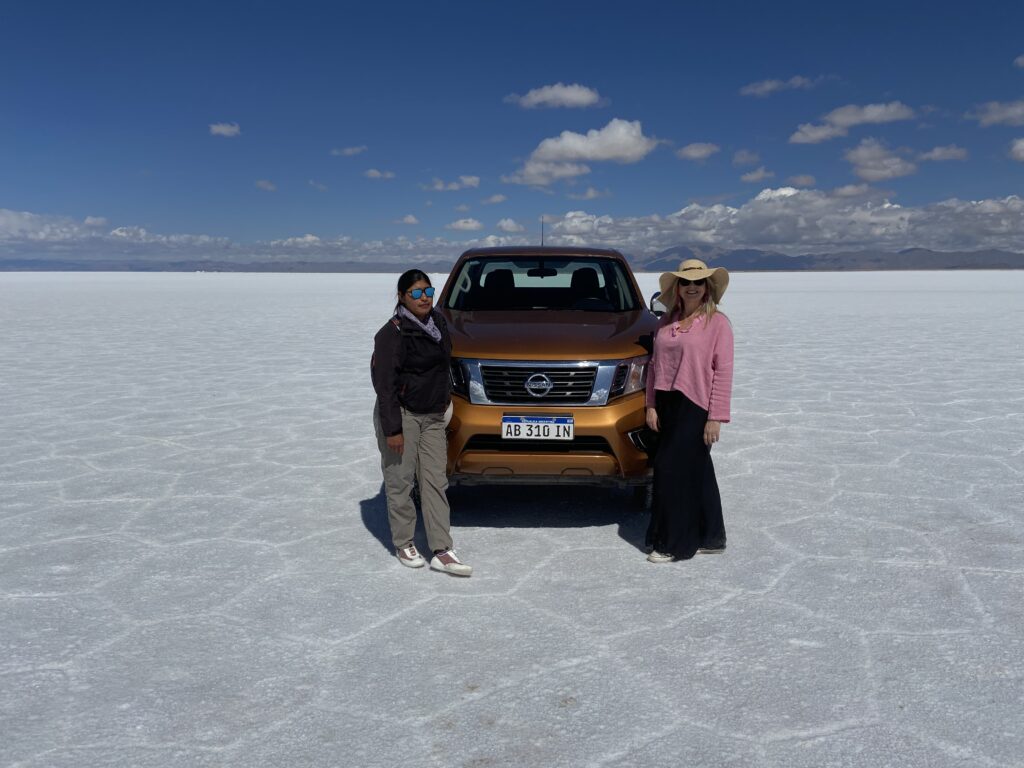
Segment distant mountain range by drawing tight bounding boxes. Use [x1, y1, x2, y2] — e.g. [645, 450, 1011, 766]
[2, 247, 1023, 272]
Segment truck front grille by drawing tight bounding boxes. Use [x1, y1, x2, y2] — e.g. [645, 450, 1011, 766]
[480, 365, 597, 404]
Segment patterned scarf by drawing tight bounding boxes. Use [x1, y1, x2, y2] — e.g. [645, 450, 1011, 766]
[398, 305, 442, 343]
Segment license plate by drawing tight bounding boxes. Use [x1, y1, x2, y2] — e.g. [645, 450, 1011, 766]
[501, 415, 574, 440]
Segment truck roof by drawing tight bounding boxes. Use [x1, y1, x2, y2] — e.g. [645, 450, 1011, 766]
[456, 246, 627, 261]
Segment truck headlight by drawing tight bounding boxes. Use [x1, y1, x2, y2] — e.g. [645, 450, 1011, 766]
[450, 358, 469, 397]
[610, 356, 648, 398]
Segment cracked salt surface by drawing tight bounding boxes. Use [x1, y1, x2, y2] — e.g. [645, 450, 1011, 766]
[1, 270, 1022, 768]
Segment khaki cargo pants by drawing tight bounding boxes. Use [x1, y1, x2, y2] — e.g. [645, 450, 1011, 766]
[373, 401, 453, 554]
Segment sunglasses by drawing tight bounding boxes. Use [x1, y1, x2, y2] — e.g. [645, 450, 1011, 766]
[678, 278, 706, 287]
[407, 287, 436, 299]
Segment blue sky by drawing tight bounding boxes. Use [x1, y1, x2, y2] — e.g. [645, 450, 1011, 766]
[2, 0, 1024, 263]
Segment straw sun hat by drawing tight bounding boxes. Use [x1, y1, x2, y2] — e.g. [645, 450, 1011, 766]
[658, 258, 730, 310]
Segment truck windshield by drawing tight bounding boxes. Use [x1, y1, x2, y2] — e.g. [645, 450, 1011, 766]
[445, 257, 639, 312]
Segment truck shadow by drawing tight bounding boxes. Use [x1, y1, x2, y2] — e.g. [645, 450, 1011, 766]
[359, 483, 649, 556]
[454, 485, 650, 553]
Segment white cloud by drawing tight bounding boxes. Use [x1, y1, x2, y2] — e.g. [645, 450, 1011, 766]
[741, 166, 774, 183]
[0, 209, 94, 241]
[496, 218, 525, 233]
[790, 101, 915, 144]
[533, 119, 658, 163]
[209, 122, 241, 137]
[255, 179, 276, 191]
[832, 184, 872, 197]
[732, 149, 760, 166]
[824, 102, 916, 128]
[845, 138, 917, 181]
[269, 234, 321, 247]
[919, 145, 968, 162]
[446, 218, 483, 231]
[788, 175, 816, 187]
[108, 226, 146, 240]
[505, 83, 602, 109]
[502, 159, 591, 186]
[106, 225, 223, 247]
[331, 145, 367, 156]
[0, 209, 230, 254]
[424, 175, 480, 191]
[567, 187, 606, 200]
[454, 204, 470, 212]
[753, 187, 800, 201]
[365, 169, 395, 179]
[308, 179, 328, 191]
[1011, 139, 1024, 162]
[676, 143, 720, 161]
[399, 214, 419, 225]
[968, 100, 1024, 127]
[6, 194, 1024, 264]
[789, 123, 847, 144]
[1014, 55, 1024, 68]
[740, 75, 818, 97]
[505, 119, 658, 186]
[540, 191, 1024, 254]
[482, 194, 507, 205]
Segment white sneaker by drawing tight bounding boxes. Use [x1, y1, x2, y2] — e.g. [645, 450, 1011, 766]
[647, 550, 673, 563]
[396, 544, 426, 568]
[430, 549, 473, 577]
[697, 545, 726, 555]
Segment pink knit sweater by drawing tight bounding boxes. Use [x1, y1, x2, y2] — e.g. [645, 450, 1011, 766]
[645, 311, 734, 422]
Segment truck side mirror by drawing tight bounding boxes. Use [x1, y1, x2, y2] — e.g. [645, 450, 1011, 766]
[649, 290, 666, 317]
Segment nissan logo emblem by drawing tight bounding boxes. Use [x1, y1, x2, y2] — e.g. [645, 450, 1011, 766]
[524, 373, 554, 397]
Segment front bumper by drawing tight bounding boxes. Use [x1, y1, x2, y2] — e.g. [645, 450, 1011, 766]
[446, 392, 653, 488]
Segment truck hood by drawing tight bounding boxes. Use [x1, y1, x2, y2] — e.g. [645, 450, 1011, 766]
[444, 310, 657, 360]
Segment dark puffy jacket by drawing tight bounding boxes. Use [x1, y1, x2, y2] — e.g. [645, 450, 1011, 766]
[371, 309, 452, 436]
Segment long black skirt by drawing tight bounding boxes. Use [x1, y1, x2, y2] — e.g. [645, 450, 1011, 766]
[645, 389, 726, 559]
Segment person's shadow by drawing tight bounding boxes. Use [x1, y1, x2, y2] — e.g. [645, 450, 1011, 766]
[360, 483, 432, 556]
[359, 482, 649, 554]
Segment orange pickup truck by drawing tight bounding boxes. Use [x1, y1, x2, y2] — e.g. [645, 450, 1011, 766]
[438, 246, 659, 501]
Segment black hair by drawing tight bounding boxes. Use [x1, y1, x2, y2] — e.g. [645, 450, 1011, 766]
[395, 269, 432, 312]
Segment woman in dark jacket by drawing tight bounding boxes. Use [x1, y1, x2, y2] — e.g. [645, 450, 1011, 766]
[371, 269, 472, 576]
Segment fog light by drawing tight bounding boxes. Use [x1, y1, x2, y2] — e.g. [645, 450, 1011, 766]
[627, 428, 651, 452]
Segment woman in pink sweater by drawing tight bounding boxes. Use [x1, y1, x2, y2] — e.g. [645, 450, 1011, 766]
[644, 259, 734, 563]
